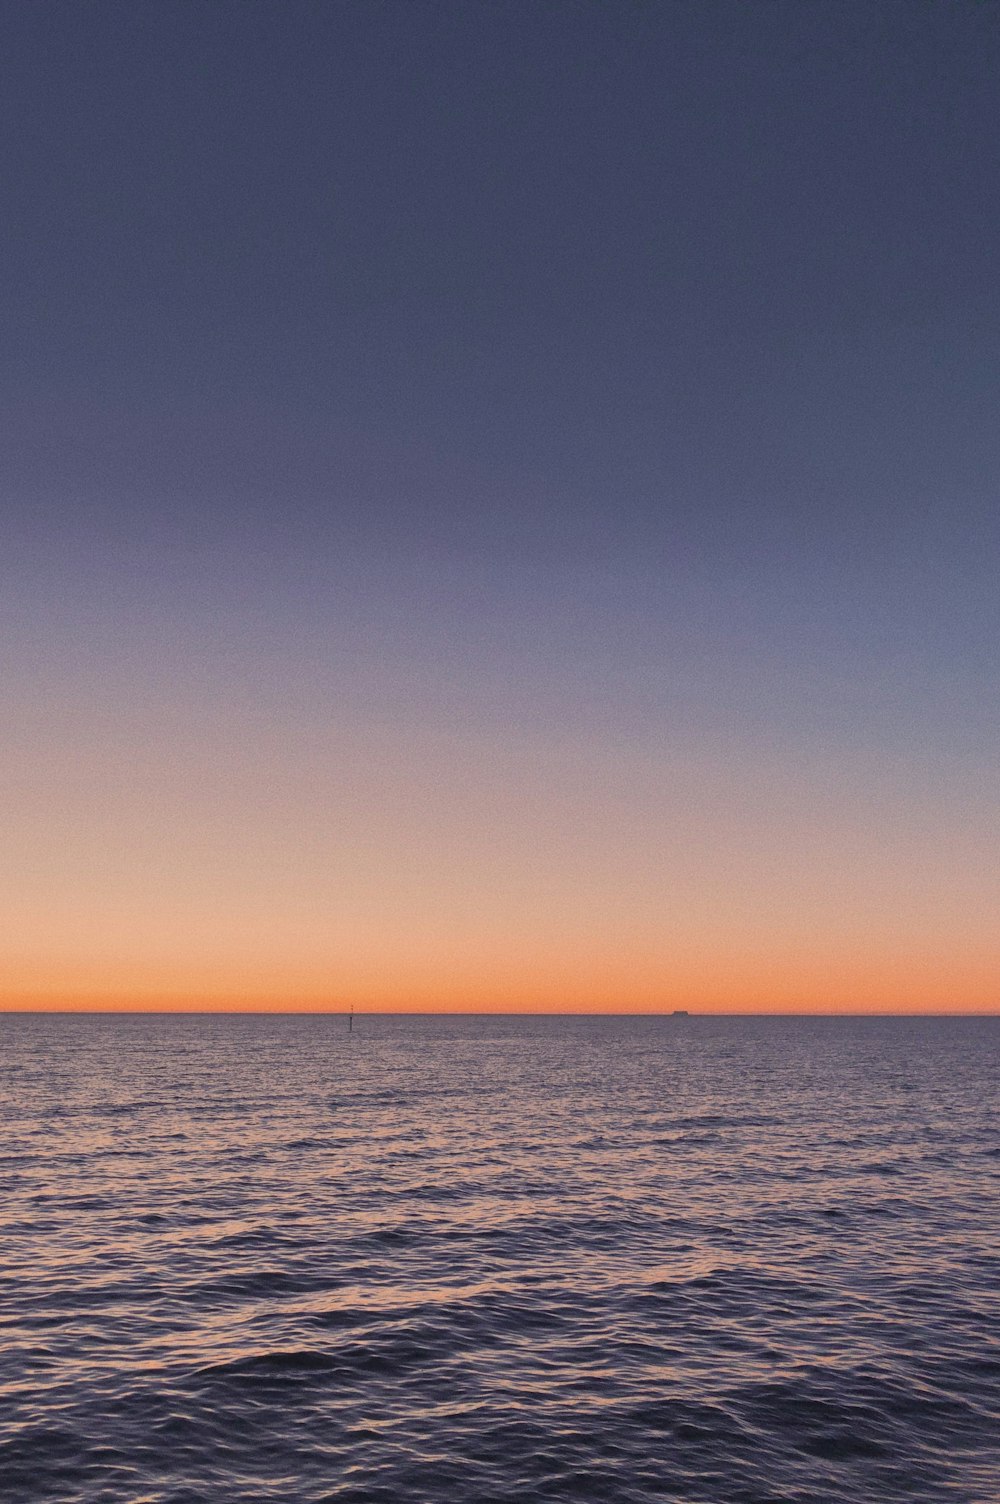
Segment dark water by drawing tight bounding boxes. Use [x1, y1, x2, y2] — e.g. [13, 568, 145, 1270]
[2, 1014, 998, 1504]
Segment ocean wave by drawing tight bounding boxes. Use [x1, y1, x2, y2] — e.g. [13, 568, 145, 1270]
[2, 1013, 997, 1504]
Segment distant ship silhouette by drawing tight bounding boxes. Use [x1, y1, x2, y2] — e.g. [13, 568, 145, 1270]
[671, 1009, 690, 1016]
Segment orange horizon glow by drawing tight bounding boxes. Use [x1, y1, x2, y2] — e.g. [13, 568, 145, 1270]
[6, 929, 996, 1016]
[4, 1004, 997, 1014]
[4, 956, 997, 1018]
[6, 604, 998, 1023]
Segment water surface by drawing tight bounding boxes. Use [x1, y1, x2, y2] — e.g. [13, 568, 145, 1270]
[2, 1013, 998, 1502]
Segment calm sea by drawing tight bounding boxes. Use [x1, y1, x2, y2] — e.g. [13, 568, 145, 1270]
[1, 1013, 998, 1503]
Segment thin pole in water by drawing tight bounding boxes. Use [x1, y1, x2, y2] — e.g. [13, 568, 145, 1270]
[349, 1000, 353, 1033]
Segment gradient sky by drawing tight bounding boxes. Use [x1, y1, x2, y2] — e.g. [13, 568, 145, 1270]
[3, 1, 999, 1012]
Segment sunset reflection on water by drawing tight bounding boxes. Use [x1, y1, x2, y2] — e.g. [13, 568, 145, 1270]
[2, 1012, 998, 1502]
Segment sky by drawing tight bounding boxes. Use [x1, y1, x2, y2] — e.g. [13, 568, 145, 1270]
[3, 0, 998, 1013]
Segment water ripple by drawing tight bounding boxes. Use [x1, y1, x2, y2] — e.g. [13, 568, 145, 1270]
[1, 1013, 998, 1503]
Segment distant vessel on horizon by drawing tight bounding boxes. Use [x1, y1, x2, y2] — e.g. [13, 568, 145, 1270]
[671, 1009, 690, 1016]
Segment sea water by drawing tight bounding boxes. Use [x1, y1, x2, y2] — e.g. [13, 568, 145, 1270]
[1, 1012, 998, 1503]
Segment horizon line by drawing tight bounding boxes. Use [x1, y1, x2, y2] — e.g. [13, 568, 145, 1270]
[1, 1007, 996, 1018]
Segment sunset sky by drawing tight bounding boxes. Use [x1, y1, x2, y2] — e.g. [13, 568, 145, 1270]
[4, 1, 998, 1013]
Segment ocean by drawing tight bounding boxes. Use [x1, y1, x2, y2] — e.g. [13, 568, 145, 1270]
[1, 1012, 998, 1503]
